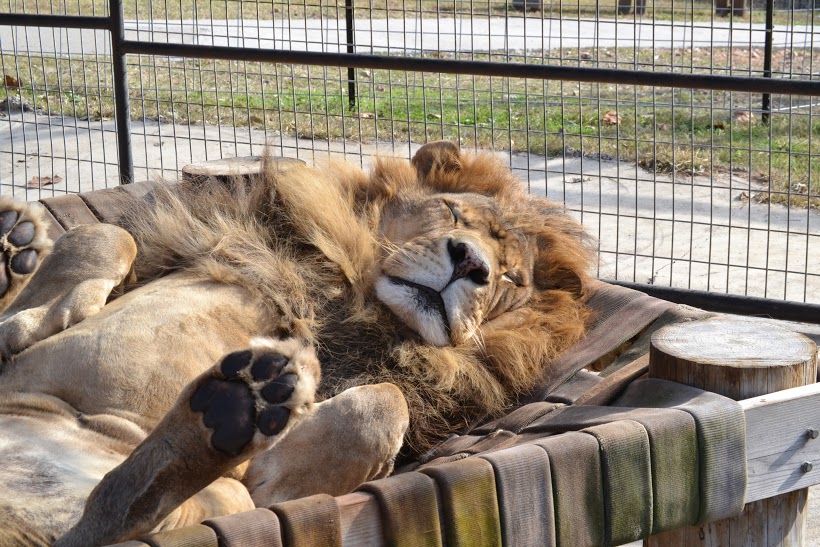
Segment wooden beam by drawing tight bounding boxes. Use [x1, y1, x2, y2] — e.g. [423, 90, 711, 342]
[334, 382, 820, 546]
[741, 382, 820, 503]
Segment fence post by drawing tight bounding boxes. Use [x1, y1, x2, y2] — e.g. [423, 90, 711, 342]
[345, 0, 356, 111]
[109, 0, 134, 184]
[762, 0, 774, 124]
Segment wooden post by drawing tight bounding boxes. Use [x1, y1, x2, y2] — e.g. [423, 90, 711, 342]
[181, 156, 304, 187]
[715, 0, 731, 16]
[617, 0, 633, 15]
[645, 317, 818, 546]
[731, 0, 746, 17]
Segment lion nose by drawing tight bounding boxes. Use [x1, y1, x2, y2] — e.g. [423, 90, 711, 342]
[447, 240, 489, 285]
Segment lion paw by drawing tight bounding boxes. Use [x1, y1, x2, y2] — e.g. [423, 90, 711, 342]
[190, 339, 320, 458]
[0, 197, 50, 309]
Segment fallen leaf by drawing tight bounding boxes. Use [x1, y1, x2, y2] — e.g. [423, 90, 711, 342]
[658, 123, 671, 131]
[4, 74, 19, 88]
[737, 192, 749, 204]
[580, 52, 593, 60]
[753, 192, 770, 204]
[27, 175, 62, 188]
[359, 112, 375, 119]
[601, 110, 621, 126]
[791, 183, 808, 193]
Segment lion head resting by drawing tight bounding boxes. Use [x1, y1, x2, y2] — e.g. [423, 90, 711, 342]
[374, 142, 592, 349]
[127, 141, 596, 454]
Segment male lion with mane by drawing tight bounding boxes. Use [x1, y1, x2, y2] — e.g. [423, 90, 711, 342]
[0, 142, 594, 546]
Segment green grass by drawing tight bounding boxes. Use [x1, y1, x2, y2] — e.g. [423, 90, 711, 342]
[1, 51, 818, 208]
[3, 0, 817, 24]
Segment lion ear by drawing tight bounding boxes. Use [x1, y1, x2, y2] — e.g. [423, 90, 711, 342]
[412, 141, 462, 180]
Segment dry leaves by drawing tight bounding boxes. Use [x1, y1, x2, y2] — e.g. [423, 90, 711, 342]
[27, 175, 62, 188]
[601, 110, 621, 126]
[4, 74, 19, 88]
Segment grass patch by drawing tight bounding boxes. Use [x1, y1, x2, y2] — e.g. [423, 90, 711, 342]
[1, 50, 818, 208]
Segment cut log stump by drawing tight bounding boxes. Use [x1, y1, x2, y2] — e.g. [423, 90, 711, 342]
[646, 317, 818, 546]
[181, 156, 304, 186]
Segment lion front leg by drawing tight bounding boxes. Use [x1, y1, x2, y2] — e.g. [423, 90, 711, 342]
[0, 219, 136, 357]
[55, 338, 320, 547]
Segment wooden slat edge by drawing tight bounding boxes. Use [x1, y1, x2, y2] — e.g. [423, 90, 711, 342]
[741, 382, 820, 503]
[337, 491, 384, 547]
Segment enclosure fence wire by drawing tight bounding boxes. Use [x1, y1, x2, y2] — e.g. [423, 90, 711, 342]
[0, 0, 817, 305]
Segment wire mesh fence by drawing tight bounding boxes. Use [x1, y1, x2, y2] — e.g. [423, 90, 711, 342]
[0, 0, 817, 306]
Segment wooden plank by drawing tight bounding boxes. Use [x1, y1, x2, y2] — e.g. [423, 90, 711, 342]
[741, 382, 820, 503]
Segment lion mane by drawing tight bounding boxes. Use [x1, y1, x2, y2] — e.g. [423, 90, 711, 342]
[124, 145, 595, 455]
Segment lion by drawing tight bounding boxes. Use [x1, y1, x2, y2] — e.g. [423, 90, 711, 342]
[0, 141, 595, 546]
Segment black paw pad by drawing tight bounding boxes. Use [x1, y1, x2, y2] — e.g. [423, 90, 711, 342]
[10, 249, 37, 274]
[261, 373, 298, 404]
[220, 350, 252, 379]
[251, 353, 289, 381]
[257, 406, 291, 436]
[7, 221, 34, 247]
[0, 211, 17, 238]
[191, 378, 255, 457]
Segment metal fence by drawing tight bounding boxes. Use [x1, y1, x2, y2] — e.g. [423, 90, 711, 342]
[0, 0, 818, 318]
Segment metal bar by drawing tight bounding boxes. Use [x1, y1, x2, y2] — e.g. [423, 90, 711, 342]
[120, 41, 820, 96]
[604, 279, 820, 324]
[345, 0, 356, 111]
[109, 0, 133, 184]
[762, 0, 774, 124]
[0, 13, 110, 30]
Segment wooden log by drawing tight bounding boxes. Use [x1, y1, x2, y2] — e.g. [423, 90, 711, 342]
[646, 317, 818, 547]
[181, 156, 304, 186]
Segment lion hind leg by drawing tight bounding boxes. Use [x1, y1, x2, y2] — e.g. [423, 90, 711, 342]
[55, 338, 320, 547]
[245, 383, 409, 505]
[0, 222, 136, 357]
[0, 197, 52, 313]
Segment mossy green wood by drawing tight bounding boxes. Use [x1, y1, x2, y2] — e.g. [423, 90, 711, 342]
[533, 432, 605, 546]
[584, 420, 654, 545]
[419, 457, 502, 547]
[480, 443, 557, 547]
[356, 472, 443, 547]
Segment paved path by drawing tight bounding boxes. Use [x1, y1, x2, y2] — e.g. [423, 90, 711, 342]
[0, 17, 817, 56]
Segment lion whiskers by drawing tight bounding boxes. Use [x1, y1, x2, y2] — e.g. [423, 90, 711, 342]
[468, 320, 486, 354]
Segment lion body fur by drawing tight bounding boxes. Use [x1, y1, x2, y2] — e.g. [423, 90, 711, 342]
[127, 151, 594, 453]
[0, 143, 595, 544]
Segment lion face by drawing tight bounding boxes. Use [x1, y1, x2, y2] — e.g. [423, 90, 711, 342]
[375, 192, 535, 347]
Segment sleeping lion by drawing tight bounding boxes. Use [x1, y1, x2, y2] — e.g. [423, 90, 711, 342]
[0, 142, 594, 546]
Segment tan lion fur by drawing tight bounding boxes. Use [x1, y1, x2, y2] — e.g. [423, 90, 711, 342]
[124, 146, 595, 454]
